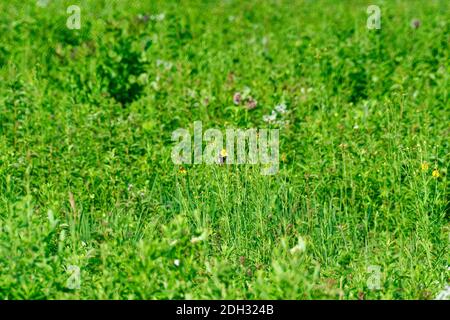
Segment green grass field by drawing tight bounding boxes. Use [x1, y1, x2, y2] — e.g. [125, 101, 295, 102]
[0, 0, 448, 299]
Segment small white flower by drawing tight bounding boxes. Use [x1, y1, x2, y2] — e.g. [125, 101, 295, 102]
[174, 259, 180, 267]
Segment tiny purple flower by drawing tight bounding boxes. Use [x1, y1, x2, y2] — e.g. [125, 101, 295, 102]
[139, 14, 150, 23]
[246, 97, 257, 110]
[233, 92, 241, 105]
[411, 19, 421, 29]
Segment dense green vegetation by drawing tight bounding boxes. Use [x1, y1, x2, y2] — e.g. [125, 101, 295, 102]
[0, 0, 448, 299]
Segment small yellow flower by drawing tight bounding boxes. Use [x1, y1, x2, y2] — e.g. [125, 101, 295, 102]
[421, 162, 429, 171]
[432, 169, 440, 178]
[220, 149, 228, 157]
[179, 167, 187, 174]
[281, 153, 287, 162]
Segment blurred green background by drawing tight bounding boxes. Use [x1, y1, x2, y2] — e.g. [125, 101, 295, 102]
[0, 0, 448, 299]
